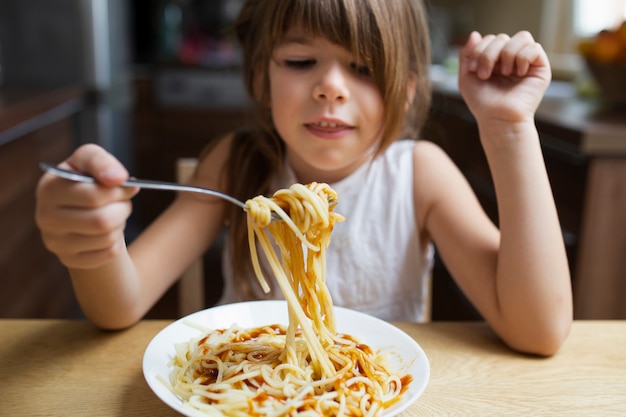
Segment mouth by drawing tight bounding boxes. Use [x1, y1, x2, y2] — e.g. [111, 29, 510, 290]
[309, 121, 347, 129]
[304, 119, 354, 138]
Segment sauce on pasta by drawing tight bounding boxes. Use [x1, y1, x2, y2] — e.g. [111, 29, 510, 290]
[164, 183, 411, 416]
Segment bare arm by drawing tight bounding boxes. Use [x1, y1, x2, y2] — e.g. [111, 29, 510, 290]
[36, 137, 233, 329]
[416, 32, 572, 355]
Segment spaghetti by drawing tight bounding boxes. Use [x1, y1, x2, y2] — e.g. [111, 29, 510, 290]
[165, 183, 412, 416]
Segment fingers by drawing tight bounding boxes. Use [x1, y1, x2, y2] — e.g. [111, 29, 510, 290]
[36, 199, 133, 237]
[37, 176, 137, 209]
[39, 221, 129, 269]
[461, 31, 547, 80]
[65, 143, 130, 187]
[37, 144, 138, 211]
[36, 200, 133, 269]
[35, 144, 137, 269]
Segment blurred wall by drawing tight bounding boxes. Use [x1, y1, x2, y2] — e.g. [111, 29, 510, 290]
[0, 0, 83, 88]
[427, 0, 544, 51]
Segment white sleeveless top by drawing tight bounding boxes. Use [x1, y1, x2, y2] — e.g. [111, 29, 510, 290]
[219, 140, 434, 322]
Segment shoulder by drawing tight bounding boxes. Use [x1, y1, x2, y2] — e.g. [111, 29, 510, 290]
[412, 139, 465, 177]
[412, 140, 460, 191]
[412, 139, 450, 166]
[193, 132, 237, 189]
[411, 140, 468, 229]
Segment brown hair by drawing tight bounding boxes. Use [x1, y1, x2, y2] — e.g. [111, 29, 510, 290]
[208, 0, 431, 299]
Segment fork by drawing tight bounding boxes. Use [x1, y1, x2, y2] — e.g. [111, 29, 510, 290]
[39, 162, 281, 219]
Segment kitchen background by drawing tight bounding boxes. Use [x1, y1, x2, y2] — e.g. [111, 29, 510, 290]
[1, 0, 625, 321]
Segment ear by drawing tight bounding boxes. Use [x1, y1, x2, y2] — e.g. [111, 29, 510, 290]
[405, 72, 417, 111]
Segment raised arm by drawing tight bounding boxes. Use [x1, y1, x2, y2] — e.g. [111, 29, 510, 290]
[418, 31, 572, 355]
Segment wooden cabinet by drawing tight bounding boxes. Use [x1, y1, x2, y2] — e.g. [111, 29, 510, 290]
[0, 88, 84, 318]
[424, 86, 626, 319]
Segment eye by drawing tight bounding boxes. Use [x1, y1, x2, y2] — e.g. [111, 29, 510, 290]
[284, 59, 316, 69]
[350, 62, 372, 77]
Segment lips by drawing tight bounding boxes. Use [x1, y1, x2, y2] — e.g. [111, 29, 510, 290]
[305, 119, 354, 138]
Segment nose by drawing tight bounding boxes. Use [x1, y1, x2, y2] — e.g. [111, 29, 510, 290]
[313, 63, 349, 103]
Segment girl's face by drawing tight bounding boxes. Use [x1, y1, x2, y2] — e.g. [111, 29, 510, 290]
[268, 29, 384, 184]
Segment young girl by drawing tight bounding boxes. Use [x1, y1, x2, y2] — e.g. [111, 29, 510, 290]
[35, 0, 572, 355]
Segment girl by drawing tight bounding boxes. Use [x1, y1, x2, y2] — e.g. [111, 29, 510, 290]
[35, 0, 572, 355]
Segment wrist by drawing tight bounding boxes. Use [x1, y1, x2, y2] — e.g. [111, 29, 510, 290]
[478, 119, 539, 153]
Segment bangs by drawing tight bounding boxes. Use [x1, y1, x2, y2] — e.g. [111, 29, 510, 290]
[269, 0, 379, 67]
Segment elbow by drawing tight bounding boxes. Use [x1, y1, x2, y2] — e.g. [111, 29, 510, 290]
[81, 305, 145, 331]
[543, 316, 573, 356]
[91, 318, 140, 332]
[534, 295, 574, 356]
[88, 314, 142, 331]
[506, 280, 574, 356]
[507, 312, 573, 357]
[519, 325, 571, 357]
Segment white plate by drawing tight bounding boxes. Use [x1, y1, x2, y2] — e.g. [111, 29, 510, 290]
[143, 300, 430, 416]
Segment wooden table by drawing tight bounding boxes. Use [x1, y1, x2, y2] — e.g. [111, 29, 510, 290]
[1, 320, 624, 416]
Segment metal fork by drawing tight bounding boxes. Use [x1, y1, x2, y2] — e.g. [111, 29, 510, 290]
[39, 162, 282, 219]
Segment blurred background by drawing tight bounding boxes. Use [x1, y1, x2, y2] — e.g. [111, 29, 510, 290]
[1, 0, 625, 321]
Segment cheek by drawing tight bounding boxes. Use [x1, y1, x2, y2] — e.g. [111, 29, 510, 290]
[361, 89, 384, 123]
[271, 74, 307, 104]
[268, 87, 293, 138]
[269, 76, 308, 123]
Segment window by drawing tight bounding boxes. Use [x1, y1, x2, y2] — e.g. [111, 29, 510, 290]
[540, 0, 625, 68]
[574, 0, 626, 37]
[544, 0, 626, 52]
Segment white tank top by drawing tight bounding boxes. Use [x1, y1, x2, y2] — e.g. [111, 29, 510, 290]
[219, 140, 433, 322]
